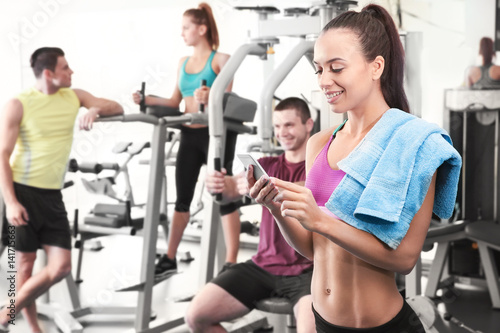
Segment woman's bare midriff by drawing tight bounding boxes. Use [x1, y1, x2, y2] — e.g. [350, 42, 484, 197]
[311, 233, 404, 328]
[183, 96, 208, 129]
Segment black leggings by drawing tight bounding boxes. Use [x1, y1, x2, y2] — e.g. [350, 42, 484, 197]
[174, 126, 239, 215]
[313, 301, 425, 333]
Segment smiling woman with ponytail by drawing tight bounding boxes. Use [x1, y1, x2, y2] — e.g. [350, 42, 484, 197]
[244, 4, 461, 333]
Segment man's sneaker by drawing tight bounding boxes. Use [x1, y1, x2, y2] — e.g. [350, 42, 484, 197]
[155, 255, 177, 277]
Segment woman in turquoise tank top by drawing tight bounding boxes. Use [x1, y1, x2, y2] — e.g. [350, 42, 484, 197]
[132, 3, 241, 276]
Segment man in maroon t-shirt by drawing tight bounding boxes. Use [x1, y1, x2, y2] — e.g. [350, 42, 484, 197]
[186, 97, 316, 333]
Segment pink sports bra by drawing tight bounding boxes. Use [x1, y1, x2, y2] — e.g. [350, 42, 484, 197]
[305, 121, 347, 217]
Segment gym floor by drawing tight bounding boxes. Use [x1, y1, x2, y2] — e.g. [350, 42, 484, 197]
[1, 222, 500, 333]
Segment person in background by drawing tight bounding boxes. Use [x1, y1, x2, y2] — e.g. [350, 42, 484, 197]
[185, 97, 316, 333]
[466, 36, 500, 89]
[0, 47, 124, 333]
[248, 4, 461, 333]
[132, 2, 241, 277]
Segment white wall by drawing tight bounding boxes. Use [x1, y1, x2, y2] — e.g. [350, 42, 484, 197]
[0, 0, 320, 158]
[3, 0, 493, 127]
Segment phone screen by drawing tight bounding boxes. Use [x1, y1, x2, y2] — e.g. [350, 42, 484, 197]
[237, 153, 269, 180]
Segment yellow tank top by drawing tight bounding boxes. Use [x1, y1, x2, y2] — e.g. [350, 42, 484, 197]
[11, 87, 80, 189]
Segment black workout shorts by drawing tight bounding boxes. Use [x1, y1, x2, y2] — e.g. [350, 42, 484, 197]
[313, 300, 425, 333]
[3, 183, 71, 252]
[211, 259, 313, 310]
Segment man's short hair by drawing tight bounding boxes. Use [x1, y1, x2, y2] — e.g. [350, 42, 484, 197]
[274, 97, 311, 124]
[30, 47, 65, 78]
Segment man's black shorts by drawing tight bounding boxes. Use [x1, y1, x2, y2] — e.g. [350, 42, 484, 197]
[211, 259, 312, 310]
[3, 183, 71, 252]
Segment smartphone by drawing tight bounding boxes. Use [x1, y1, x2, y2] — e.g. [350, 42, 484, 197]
[237, 153, 269, 181]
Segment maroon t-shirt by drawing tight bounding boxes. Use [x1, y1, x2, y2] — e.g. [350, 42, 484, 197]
[251, 154, 313, 275]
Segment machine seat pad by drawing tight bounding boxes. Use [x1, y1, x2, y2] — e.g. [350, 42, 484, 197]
[223, 92, 257, 123]
[93, 203, 128, 217]
[84, 215, 122, 228]
[112, 142, 132, 154]
[427, 221, 467, 239]
[466, 221, 500, 250]
[84, 203, 128, 228]
[128, 142, 151, 156]
[255, 297, 294, 315]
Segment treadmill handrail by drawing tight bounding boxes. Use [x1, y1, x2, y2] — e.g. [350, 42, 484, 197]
[96, 113, 159, 125]
[96, 112, 208, 127]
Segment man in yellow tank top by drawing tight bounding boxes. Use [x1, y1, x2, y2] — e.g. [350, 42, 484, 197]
[0, 47, 123, 333]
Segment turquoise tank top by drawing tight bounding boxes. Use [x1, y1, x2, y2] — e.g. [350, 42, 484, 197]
[178, 50, 217, 97]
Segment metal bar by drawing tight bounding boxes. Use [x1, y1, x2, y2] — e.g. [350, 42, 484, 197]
[495, 111, 498, 222]
[462, 112, 467, 219]
[74, 241, 84, 282]
[478, 244, 500, 309]
[208, 42, 267, 138]
[65, 275, 82, 310]
[199, 42, 267, 287]
[135, 119, 167, 331]
[424, 242, 451, 298]
[164, 113, 208, 126]
[405, 257, 421, 297]
[97, 114, 159, 125]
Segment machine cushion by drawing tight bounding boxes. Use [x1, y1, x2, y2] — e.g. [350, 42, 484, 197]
[427, 221, 467, 239]
[84, 215, 122, 228]
[466, 221, 500, 250]
[84, 203, 129, 228]
[112, 142, 132, 154]
[128, 142, 151, 155]
[255, 297, 294, 315]
[223, 92, 257, 123]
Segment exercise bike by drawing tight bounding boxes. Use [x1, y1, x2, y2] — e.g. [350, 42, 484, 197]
[68, 140, 171, 282]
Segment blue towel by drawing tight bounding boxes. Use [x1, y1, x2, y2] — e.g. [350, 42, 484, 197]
[325, 109, 462, 249]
